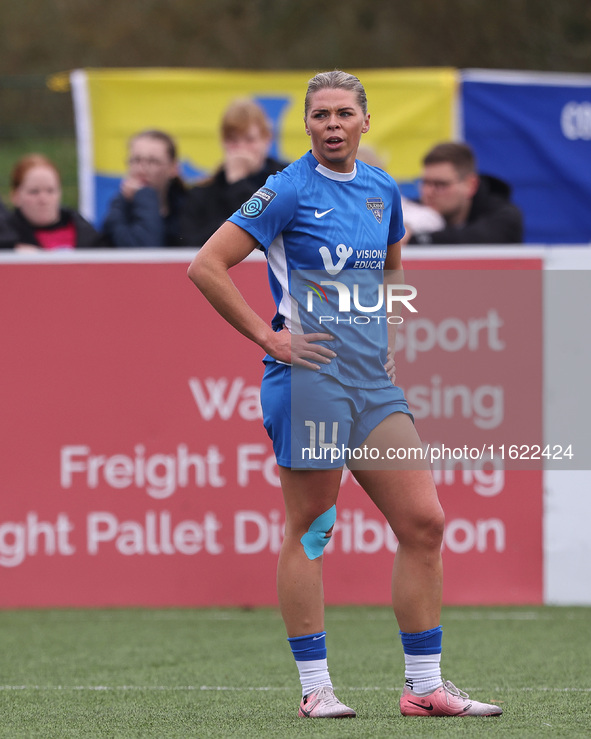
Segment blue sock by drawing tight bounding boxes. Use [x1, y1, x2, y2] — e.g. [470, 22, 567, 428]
[400, 626, 443, 656]
[288, 631, 327, 661]
[400, 626, 443, 694]
[288, 632, 332, 696]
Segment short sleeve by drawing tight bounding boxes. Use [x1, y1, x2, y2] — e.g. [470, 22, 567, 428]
[228, 172, 298, 252]
[387, 179, 406, 245]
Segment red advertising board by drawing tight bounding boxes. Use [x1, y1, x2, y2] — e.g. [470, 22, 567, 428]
[0, 254, 543, 607]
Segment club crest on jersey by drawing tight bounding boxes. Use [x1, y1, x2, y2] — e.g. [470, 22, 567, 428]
[366, 197, 384, 224]
[240, 187, 277, 218]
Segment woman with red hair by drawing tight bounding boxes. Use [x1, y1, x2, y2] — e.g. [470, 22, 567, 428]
[0, 153, 101, 251]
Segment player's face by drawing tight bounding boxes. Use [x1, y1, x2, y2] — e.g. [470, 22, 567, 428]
[127, 137, 178, 194]
[11, 165, 62, 227]
[305, 88, 370, 173]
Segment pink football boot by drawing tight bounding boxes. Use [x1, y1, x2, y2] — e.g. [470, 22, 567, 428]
[400, 680, 502, 717]
[298, 686, 357, 718]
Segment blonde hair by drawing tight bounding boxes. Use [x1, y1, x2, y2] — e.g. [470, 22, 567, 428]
[221, 99, 272, 141]
[304, 70, 368, 118]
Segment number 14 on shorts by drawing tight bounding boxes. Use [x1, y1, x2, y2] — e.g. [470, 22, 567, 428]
[305, 420, 339, 449]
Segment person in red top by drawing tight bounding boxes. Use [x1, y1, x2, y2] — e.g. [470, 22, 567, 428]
[0, 154, 101, 252]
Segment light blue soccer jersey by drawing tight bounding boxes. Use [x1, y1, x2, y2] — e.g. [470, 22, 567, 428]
[228, 151, 405, 389]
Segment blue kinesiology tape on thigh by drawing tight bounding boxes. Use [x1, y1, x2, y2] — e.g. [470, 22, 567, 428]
[300, 505, 337, 560]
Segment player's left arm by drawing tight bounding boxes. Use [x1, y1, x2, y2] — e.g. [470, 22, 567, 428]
[383, 239, 404, 383]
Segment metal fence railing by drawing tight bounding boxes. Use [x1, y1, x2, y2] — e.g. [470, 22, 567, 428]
[0, 74, 78, 208]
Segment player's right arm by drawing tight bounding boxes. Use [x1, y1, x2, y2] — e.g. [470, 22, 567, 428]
[187, 221, 335, 369]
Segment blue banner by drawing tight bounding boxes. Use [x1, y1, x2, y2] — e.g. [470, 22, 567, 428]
[462, 70, 591, 244]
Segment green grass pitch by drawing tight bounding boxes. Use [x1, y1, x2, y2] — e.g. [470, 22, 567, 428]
[0, 605, 589, 737]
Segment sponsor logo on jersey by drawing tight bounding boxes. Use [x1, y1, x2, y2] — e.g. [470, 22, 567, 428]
[366, 197, 384, 223]
[240, 187, 277, 218]
[319, 244, 353, 275]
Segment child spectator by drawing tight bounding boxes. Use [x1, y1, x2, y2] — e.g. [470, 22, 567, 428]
[181, 99, 287, 246]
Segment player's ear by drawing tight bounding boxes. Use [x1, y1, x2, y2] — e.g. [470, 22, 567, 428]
[304, 117, 311, 136]
[361, 113, 370, 135]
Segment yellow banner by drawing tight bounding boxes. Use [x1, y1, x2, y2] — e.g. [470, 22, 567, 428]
[68, 68, 457, 221]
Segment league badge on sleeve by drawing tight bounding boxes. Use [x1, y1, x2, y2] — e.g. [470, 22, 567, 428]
[366, 197, 384, 224]
[241, 187, 277, 218]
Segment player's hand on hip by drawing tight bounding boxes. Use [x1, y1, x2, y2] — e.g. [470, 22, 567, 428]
[268, 328, 336, 370]
[384, 346, 397, 384]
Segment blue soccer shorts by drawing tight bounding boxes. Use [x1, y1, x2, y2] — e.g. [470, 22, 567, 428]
[260, 361, 413, 470]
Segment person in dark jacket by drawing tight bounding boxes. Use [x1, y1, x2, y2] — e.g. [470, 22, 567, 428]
[406, 142, 523, 245]
[101, 129, 186, 248]
[181, 99, 288, 246]
[0, 153, 101, 251]
[0, 196, 11, 243]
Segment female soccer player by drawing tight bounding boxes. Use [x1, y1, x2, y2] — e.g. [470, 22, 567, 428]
[187, 71, 501, 720]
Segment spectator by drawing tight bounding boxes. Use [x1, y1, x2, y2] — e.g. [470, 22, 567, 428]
[356, 145, 445, 236]
[181, 99, 288, 246]
[406, 142, 523, 245]
[0, 154, 101, 251]
[0, 196, 9, 240]
[101, 129, 186, 247]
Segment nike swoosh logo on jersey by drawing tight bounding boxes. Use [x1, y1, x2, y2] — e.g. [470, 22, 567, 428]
[314, 208, 334, 219]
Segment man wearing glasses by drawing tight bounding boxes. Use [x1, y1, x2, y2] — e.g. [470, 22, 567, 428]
[406, 142, 523, 245]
